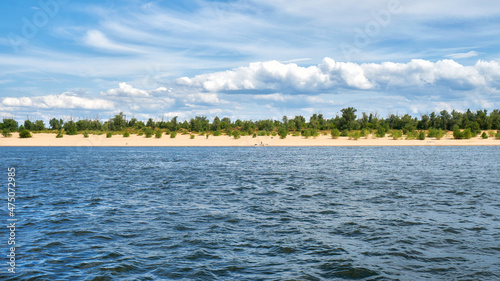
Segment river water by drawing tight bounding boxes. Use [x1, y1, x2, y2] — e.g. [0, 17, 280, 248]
[2, 146, 499, 280]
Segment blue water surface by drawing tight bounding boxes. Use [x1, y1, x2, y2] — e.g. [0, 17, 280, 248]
[1, 146, 500, 280]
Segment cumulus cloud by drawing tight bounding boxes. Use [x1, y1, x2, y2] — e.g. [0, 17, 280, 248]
[177, 57, 500, 93]
[2, 93, 114, 110]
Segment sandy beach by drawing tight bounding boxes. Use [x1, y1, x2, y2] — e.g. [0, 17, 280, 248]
[1, 132, 499, 146]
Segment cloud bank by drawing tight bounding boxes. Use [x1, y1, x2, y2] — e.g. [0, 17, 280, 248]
[177, 57, 500, 93]
[2, 93, 114, 110]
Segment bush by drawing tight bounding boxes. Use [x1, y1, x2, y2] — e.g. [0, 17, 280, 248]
[418, 131, 426, 140]
[481, 132, 488, 139]
[19, 129, 32, 138]
[360, 128, 371, 139]
[428, 128, 445, 140]
[348, 131, 361, 140]
[463, 128, 472, 139]
[453, 127, 462, 139]
[144, 128, 154, 138]
[375, 126, 386, 138]
[252, 133, 257, 138]
[170, 131, 177, 138]
[271, 132, 277, 137]
[331, 128, 340, 139]
[56, 131, 63, 138]
[390, 130, 403, 140]
[206, 133, 210, 139]
[137, 132, 143, 136]
[190, 134, 195, 139]
[301, 129, 311, 139]
[453, 128, 472, 139]
[278, 127, 287, 139]
[106, 132, 112, 138]
[496, 131, 500, 140]
[488, 130, 496, 138]
[233, 131, 241, 139]
[435, 129, 446, 140]
[2, 129, 12, 137]
[292, 131, 301, 137]
[213, 130, 222, 136]
[123, 132, 130, 137]
[340, 130, 349, 137]
[155, 130, 162, 138]
[83, 131, 89, 138]
[405, 131, 418, 140]
[466, 122, 481, 135]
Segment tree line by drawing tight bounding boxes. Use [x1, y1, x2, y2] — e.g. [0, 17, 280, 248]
[2, 108, 500, 138]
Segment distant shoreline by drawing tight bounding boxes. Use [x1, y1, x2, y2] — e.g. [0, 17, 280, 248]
[1, 132, 499, 147]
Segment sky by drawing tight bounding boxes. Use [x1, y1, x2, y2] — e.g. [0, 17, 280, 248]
[1, 0, 500, 122]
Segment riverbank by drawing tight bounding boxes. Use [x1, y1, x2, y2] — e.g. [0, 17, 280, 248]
[1, 132, 499, 146]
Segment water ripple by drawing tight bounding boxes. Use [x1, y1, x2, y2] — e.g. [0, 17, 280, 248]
[2, 146, 500, 280]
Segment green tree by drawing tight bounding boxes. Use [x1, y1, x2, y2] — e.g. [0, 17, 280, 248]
[2, 119, 18, 131]
[211, 116, 221, 131]
[340, 107, 357, 130]
[111, 112, 127, 131]
[64, 121, 78, 135]
[49, 118, 63, 130]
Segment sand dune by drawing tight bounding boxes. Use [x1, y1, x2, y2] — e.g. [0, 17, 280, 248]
[1, 132, 499, 146]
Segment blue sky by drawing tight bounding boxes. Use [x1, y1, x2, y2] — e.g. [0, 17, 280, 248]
[1, 0, 500, 122]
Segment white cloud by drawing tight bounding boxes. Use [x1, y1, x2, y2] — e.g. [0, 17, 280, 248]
[177, 57, 500, 93]
[253, 93, 286, 102]
[83, 30, 142, 53]
[102, 82, 152, 97]
[2, 93, 114, 110]
[445, 51, 478, 60]
[185, 93, 220, 105]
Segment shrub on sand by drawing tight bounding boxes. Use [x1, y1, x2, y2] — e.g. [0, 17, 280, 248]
[2, 129, 12, 137]
[418, 131, 426, 140]
[331, 129, 340, 139]
[155, 130, 162, 138]
[390, 130, 402, 140]
[348, 131, 361, 140]
[19, 129, 32, 138]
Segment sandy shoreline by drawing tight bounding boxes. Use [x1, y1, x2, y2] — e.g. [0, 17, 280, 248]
[1, 132, 499, 146]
